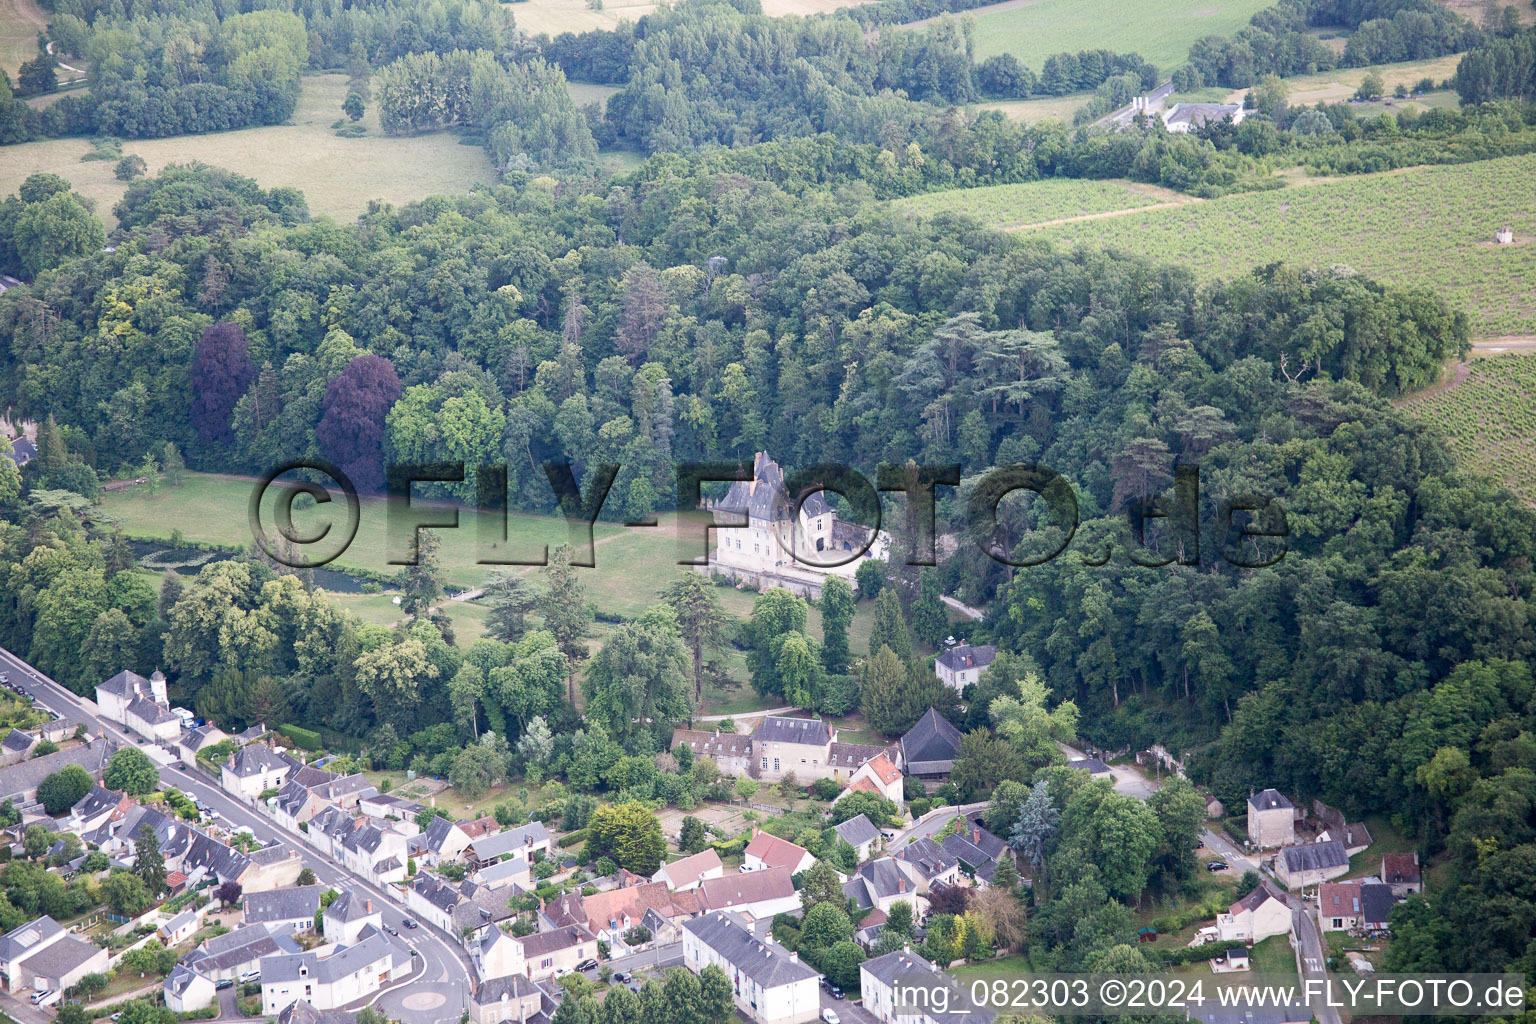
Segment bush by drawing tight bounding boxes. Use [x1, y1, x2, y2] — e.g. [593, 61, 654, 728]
[1150, 940, 1246, 966]
[809, 778, 841, 801]
[280, 724, 322, 750]
[911, 798, 931, 817]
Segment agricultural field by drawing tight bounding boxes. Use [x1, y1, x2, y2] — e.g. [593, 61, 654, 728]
[920, 0, 1275, 72]
[890, 178, 1193, 229]
[1034, 152, 1536, 335]
[1220, 54, 1462, 109]
[0, 75, 495, 227]
[0, 0, 45, 81]
[1403, 353, 1536, 503]
[511, 0, 867, 37]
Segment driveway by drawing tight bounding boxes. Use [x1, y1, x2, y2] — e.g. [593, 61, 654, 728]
[1057, 743, 1159, 800]
[820, 988, 878, 1024]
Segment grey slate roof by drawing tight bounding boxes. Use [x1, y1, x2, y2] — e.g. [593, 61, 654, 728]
[184, 831, 250, 882]
[834, 814, 881, 850]
[1, 730, 35, 754]
[474, 973, 542, 1006]
[165, 963, 207, 998]
[71, 785, 123, 819]
[422, 815, 463, 853]
[324, 891, 377, 924]
[412, 873, 462, 914]
[842, 858, 912, 910]
[935, 644, 996, 674]
[244, 885, 323, 924]
[5, 438, 36, 466]
[182, 725, 227, 753]
[470, 822, 549, 860]
[752, 717, 831, 747]
[227, 744, 296, 778]
[21, 934, 100, 978]
[126, 695, 178, 726]
[1279, 840, 1347, 874]
[861, 947, 938, 987]
[0, 916, 64, 962]
[277, 1001, 357, 1024]
[516, 925, 594, 958]
[828, 742, 888, 769]
[682, 912, 818, 987]
[716, 452, 832, 523]
[1249, 789, 1292, 812]
[187, 925, 300, 974]
[0, 740, 116, 802]
[476, 858, 529, 888]
[894, 837, 955, 880]
[261, 926, 406, 986]
[97, 670, 151, 700]
[1360, 883, 1394, 926]
[900, 709, 960, 773]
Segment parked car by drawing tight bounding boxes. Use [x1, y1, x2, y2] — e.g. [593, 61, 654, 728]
[35, 990, 60, 1008]
[402, 918, 418, 929]
[1206, 861, 1229, 872]
[612, 972, 630, 984]
[384, 924, 399, 936]
[575, 959, 599, 972]
[821, 1011, 840, 1024]
[216, 979, 236, 990]
[239, 970, 261, 984]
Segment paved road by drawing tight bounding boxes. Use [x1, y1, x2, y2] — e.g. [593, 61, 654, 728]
[1287, 900, 1342, 1024]
[0, 645, 476, 1023]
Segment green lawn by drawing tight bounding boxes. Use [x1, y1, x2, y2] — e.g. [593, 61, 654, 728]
[1248, 933, 1297, 975]
[1034, 151, 1536, 335]
[0, 75, 495, 228]
[934, 0, 1276, 70]
[952, 953, 1036, 975]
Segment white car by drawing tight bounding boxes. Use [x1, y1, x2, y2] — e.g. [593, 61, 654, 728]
[239, 970, 261, 984]
[821, 1010, 839, 1024]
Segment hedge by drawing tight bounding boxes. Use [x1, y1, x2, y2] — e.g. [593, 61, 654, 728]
[280, 724, 322, 750]
[1222, 817, 1248, 842]
[1150, 939, 1247, 966]
[558, 829, 589, 848]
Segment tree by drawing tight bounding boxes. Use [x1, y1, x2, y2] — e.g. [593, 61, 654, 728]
[539, 546, 593, 704]
[800, 901, 855, 949]
[297, 868, 316, 886]
[868, 590, 912, 662]
[988, 672, 1078, 767]
[37, 763, 91, 814]
[583, 606, 692, 753]
[103, 871, 152, 916]
[1053, 782, 1159, 904]
[398, 530, 446, 618]
[451, 735, 508, 796]
[820, 576, 854, 675]
[217, 880, 243, 907]
[1147, 776, 1206, 887]
[911, 569, 948, 647]
[818, 942, 866, 991]
[135, 827, 167, 896]
[798, 859, 845, 913]
[343, 91, 365, 121]
[661, 573, 729, 706]
[1355, 71, 1385, 99]
[587, 801, 667, 875]
[104, 747, 160, 795]
[17, 54, 56, 95]
[950, 729, 1029, 800]
[317, 354, 402, 493]
[745, 588, 809, 700]
[698, 964, 734, 1024]
[831, 790, 899, 826]
[483, 571, 536, 643]
[974, 885, 1026, 952]
[190, 323, 257, 448]
[855, 560, 883, 601]
[114, 155, 147, 181]
[23, 824, 51, 860]
[860, 646, 908, 736]
[679, 816, 709, 854]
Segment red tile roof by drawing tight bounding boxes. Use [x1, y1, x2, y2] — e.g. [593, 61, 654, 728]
[744, 831, 812, 871]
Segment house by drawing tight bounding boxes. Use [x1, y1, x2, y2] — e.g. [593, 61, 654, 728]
[322, 891, 382, 946]
[0, 739, 115, 805]
[707, 451, 885, 600]
[475, 927, 525, 981]
[243, 842, 306, 892]
[696, 867, 800, 921]
[1380, 852, 1421, 896]
[828, 741, 895, 783]
[1497, 226, 1515, 244]
[1162, 102, 1246, 133]
[512, 925, 597, 981]
[833, 814, 882, 863]
[929, 819, 1011, 885]
[222, 744, 299, 800]
[893, 837, 960, 889]
[406, 873, 465, 934]
[165, 964, 218, 1012]
[1318, 822, 1372, 856]
[751, 717, 834, 782]
[243, 885, 324, 933]
[1318, 881, 1362, 932]
[184, 923, 301, 982]
[1247, 790, 1294, 848]
[358, 793, 425, 822]
[338, 822, 408, 884]
[159, 907, 201, 946]
[466, 822, 551, 867]
[862, 947, 986, 1024]
[1067, 757, 1110, 775]
[418, 816, 472, 867]
[0, 917, 107, 995]
[95, 669, 180, 742]
[541, 881, 695, 953]
[178, 725, 229, 767]
[2, 437, 36, 469]
[1275, 839, 1349, 889]
[670, 729, 754, 777]
[899, 709, 961, 777]
[260, 926, 411, 1014]
[475, 857, 533, 892]
[653, 849, 724, 891]
[407, 874, 518, 938]
[271, 767, 372, 831]
[934, 644, 995, 691]
[843, 858, 925, 917]
[682, 912, 819, 1024]
[470, 973, 550, 1024]
[67, 785, 132, 835]
[278, 1001, 360, 1024]
[0, 729, 36, 766]
[836, 752, 903, 809]
[305, 806, 359, 861]
[744, 830, 816, 875]
[1217, 882, 1290, 944]
[1360, 883, 1394, 931]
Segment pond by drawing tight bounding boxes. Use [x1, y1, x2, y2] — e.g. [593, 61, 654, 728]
[126, 539, 376, 593]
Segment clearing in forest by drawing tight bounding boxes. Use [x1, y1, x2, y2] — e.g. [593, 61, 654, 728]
[890, 178, 1193, 229]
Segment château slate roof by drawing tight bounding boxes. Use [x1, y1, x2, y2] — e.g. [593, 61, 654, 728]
[935, 644, 995, 674]
[753, 716, 830, 746]
[716, 452, 831, 523]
